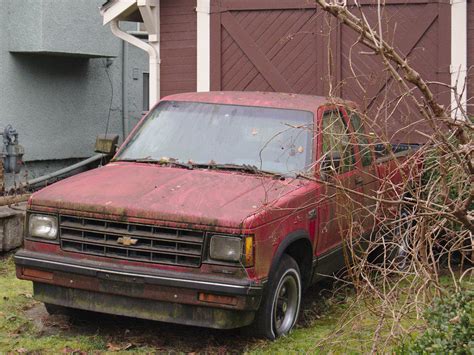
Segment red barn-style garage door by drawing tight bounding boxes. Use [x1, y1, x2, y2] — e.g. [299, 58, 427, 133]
[209, 1, 320, 94]
[208, 0, 451, 142]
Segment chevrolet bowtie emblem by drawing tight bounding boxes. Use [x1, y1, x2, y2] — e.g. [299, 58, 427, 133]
[117, 236, 138, 246]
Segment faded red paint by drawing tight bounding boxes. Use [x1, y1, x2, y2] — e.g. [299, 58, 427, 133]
[31, 163, 307, 230]
[16, 92, 418, 328]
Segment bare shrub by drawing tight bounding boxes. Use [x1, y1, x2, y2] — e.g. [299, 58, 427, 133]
[293, 0, 474, 351]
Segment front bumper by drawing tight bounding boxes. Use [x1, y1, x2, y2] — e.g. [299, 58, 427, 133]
[15, 250, 263, 329]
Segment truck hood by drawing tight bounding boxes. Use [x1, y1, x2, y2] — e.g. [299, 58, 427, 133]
[30, 162, 305, 229]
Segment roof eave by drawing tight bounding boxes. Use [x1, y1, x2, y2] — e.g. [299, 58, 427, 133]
[100, 0, 140, 25]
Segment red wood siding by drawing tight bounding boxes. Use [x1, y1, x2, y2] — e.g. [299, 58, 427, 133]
[220, 9, 318, 94]
[160, 0, 197, 98]
[468, 0, 474, 115]
[339, 2, 451, 142]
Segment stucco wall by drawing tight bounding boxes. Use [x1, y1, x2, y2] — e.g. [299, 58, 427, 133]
[8, 0, 116, 57]
[0, 0, 148, 163]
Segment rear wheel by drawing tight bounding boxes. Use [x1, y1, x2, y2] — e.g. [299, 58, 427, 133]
[253, 254, 302, 339]
[391, 207, 412, 269]
[369, 206, 414, 269]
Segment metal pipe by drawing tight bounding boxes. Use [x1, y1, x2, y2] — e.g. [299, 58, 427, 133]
[26, 154, 106, 188]
[110, 19, 160, 106]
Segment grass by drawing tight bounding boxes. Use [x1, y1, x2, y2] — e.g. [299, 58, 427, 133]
[0, 253, 469, 353]
[0, 256, 110, 353]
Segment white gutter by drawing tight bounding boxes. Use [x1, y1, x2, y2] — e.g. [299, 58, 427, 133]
[451, 0, 467, 118]
[110, 20, 160, 106]
[196, 0, 211, 92]
[103, 0, 161, 107]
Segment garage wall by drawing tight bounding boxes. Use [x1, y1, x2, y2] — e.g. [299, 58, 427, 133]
[209, 1, 319, 94]
[209, 0, 451, 143]
[161, 0, 197, 98]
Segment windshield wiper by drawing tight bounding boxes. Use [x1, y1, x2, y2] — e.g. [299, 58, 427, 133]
[117, 159, 284, 178]
[118, 158, 193, 170]
[194, 163, 283, 178]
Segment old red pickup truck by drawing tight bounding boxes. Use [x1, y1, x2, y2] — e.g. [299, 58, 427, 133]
[15, 92, 417, 339]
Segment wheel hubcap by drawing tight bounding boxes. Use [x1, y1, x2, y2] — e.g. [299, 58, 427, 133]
[394, 209, 412, 269]
[273, 274, 299, 336]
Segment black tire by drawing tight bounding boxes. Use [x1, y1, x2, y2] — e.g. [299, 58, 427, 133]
[389, 207, 413, 270]
[253, 254, 302, 340]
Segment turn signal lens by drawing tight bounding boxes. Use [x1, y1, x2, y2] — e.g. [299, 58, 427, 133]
[198, 293, 237, 306]
[22, 268, 53, 280]
[244, 236, 254, 267]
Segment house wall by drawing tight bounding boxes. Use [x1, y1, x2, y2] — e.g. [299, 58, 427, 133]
[0, 0, 147, 181]
[161, 0, 197, 98]
[468, 0, 474, 115]
[9, 0, 117, 57]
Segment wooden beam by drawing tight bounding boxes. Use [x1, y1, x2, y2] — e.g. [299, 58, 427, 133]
[101, 0, 137, 25]
[0, 194, 30, 207]
[366, 4, 440, 110]
[216, 0, 317, 12]
[210, 10, 222, 90]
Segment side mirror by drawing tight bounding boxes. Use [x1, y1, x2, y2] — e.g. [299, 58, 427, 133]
[320, 152, 341, 181]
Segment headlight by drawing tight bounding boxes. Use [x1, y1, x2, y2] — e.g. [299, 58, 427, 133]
[209, 235, 242, 262]
[28, 214, 58, 240]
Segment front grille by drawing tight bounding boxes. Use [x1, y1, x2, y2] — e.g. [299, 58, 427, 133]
[59, 215, 204, 267]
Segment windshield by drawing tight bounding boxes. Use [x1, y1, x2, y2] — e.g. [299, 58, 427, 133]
[116, 101, 314, 175]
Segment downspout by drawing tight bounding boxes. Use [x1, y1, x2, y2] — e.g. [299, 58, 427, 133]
[122, 41, 129, 139]
[110, 19, 160, 106]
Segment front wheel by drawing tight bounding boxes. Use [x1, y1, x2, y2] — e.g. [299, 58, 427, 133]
[253, 254, 302, 339]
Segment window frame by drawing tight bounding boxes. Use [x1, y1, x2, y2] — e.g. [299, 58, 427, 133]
[317, 105, 358, 176]
[342, 107, 374, 168]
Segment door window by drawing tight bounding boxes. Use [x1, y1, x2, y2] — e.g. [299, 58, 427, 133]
[348, 111, 373, 167]
[321, 110, 355, 174]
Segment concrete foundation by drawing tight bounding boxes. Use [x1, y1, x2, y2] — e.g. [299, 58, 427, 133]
[0, 204, 26, 252]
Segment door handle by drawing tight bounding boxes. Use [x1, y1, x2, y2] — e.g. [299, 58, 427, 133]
[355, 176, 364, 185]
[308, 209, 317, 220]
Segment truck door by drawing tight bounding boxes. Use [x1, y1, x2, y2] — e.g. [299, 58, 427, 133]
[315, 108, 360, 267]
[344, 109, 378, 234]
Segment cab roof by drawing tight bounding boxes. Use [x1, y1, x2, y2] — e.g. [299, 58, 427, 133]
[161, 91, 343, 113]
